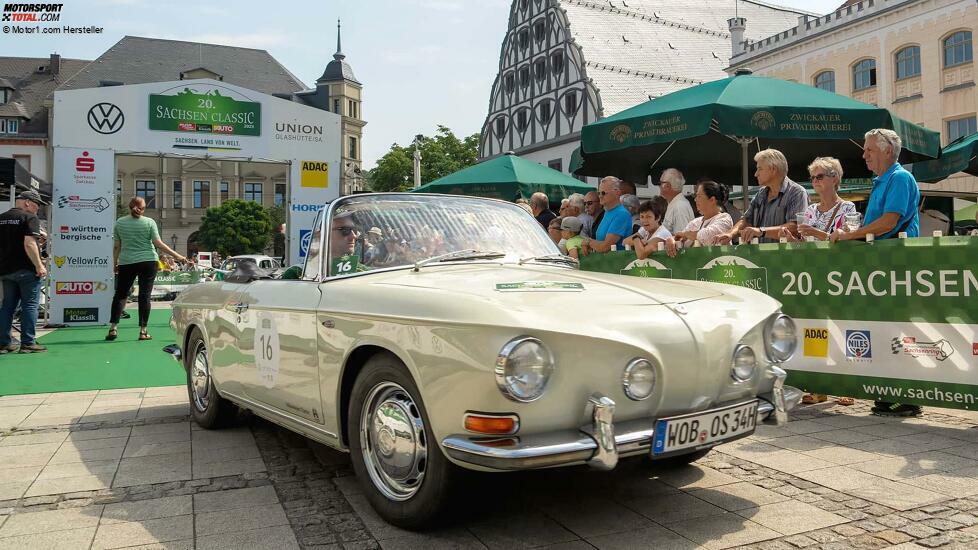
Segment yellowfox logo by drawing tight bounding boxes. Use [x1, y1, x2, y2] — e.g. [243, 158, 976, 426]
[54, 256, 66, 268]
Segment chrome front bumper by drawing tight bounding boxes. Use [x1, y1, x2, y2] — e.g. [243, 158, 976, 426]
[442, 367, 802, 471]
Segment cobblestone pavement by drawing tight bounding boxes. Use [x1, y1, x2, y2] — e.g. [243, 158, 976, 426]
[2, 389, 978, 549]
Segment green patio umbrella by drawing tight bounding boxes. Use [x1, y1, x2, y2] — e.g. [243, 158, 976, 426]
[576, 71, 941, 208]
[411, 152, 594, 201]
[911, 131, 978, 183]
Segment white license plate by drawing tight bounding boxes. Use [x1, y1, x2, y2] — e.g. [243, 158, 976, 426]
[652, 400, 758, 456]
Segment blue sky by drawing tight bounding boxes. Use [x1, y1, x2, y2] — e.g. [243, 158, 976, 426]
[5, 0, 842, 168]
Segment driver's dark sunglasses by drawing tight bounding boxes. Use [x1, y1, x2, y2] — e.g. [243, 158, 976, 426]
[333, 227, 356, 236]
[584, 200, 595, 205]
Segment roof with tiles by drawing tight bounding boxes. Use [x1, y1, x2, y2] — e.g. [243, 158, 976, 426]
[559, 0, 811, 115]
[57, 36, 308, 96]
[0, 56, 91, 134]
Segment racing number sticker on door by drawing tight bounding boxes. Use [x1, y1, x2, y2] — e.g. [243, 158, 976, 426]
[254, 311, 280, 388]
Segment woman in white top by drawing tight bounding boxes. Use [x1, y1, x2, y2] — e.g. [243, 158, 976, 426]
[781, 157, 857, 242]
[622, 196, 671, 259]
[665, 180, 733, 257]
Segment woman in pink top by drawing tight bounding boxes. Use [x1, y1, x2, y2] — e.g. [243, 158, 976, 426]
[782, 157, 856, 242]
[665, 180, 733, 257]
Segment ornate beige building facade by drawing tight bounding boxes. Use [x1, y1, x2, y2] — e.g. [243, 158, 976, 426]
[726, 0, 976, 193]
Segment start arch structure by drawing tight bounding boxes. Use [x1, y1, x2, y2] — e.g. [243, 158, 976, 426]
[50, 79, 340, 325]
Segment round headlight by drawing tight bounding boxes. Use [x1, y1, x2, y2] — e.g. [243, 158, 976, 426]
[732, 345, 757, 382]
[495, 337, 554, 402]
[765, 314, 798, 362]
[623, 358, 657, 401]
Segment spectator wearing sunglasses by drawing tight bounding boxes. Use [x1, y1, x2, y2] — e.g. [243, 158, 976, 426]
[781, 157, 856, 243]
[581, 176, 631, 254]
[582, 191, 600, 238]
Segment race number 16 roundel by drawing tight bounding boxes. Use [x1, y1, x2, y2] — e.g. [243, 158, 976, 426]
[254, 311, 280, 388]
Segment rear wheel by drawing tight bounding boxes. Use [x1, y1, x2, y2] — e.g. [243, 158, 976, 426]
[348, 352, 459, 528]
[186, 327, 238, 429]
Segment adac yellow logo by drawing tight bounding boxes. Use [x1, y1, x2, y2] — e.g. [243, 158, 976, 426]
[609, 124, 632, 144]
[300, 160, 329, 188]
[804, 328, 829, 357]
[54, 256, 66, 268]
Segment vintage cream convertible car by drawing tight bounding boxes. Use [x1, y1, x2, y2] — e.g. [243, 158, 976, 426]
[164, 193, 802, 527]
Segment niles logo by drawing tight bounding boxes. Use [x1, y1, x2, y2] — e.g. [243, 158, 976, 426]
[56, 281, 108, 295]
[64, 307, 98, 322]
[803, 328, 829, 358]
[75, 151, 95, 172]
[845, 330, 872, 360]
[298, 229, 312, 258]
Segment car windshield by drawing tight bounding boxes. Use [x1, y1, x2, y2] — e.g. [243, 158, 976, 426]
[320, 194, 558, 277]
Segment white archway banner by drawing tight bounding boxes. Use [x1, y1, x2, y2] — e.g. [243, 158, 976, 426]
[51, 79, 341, 325]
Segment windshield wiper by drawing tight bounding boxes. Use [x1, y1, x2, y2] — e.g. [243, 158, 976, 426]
[518, 254, 579, 267]
[413, 249, 507, 271]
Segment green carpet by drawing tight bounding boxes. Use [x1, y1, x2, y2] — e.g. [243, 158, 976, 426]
[0, 309, 186, 396]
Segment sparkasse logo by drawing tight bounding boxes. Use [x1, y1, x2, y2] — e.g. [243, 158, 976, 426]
[75, 151, 95, 172]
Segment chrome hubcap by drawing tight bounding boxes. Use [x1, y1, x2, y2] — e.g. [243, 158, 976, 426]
[359, 382, 427, 501]
[190, 340, 210, 412]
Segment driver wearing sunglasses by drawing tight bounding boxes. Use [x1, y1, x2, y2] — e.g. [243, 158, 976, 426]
[328, 213, 369, 276]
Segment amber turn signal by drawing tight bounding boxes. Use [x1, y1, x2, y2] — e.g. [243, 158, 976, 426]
[464, 414, 518, 435]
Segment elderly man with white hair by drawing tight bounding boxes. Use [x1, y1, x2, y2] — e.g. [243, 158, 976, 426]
[830, 128, 919, 243]
[658, 168, 694, 234]
[530, 192, 556, 229]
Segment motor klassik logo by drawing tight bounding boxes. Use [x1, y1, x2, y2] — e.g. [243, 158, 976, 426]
[55, 281, 108, 295]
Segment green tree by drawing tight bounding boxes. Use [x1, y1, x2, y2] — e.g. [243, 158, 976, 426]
[367, 125, 480, 192]
[197, 199, 273, 256]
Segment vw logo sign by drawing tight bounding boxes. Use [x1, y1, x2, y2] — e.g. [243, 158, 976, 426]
[298, 229, 313, 258]
[845, 330, 872, 358]
[87, 103, 125, 134]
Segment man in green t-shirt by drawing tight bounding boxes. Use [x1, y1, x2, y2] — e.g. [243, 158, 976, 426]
[329, 213, 369, 276]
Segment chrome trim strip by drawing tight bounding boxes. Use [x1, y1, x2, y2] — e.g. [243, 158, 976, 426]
[222, 391, 338, 440]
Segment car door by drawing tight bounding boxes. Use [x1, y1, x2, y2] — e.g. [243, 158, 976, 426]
[231, 279, 326, 424]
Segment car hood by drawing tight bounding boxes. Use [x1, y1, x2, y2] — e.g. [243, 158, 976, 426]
[362, 263, 723, 306]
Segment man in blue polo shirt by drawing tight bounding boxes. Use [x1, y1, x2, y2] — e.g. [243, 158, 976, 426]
[581, 176, 632, 254]
[832, 128, 921, 418]
[831, 128, 919, 242]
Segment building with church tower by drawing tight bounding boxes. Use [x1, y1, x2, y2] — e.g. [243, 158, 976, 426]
[479, 0, 809, 187]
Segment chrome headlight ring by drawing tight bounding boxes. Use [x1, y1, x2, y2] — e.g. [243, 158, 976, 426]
[731, 345, 757, 383]
[622, 358, 657, 401]
[495, 336, 555, 403]
[764, 313, 798, 363]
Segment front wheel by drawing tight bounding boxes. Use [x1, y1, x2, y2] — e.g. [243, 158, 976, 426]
[348, 352, 459, 529]
[185, 327, 238, 429]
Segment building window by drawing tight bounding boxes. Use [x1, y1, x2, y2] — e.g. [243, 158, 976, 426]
[852, 59, 877, 91]
[551, 52, 564, 76]
[533, 20, 546, 43]
[548, 159, 562, 172]
[564, 90, 578, 114]
[534, 58, 547, 82]
[135, 180, 156, 209]
[504, 72, 515, 94]
[348, 136, 358, 159]
[944, 31, 973, 68]
[494, 116, 506, 136]
[813, 70, 835, 92]
[244, 182, 262, 203]
[172, 181, 183, 209]
[519, 66, 530, 88]
[0, 118, 18, 134]
[516, 108, 529, 131]
[895, 46, 921, 80]
[274, 183, 286, 207]
[348, 100, 358, 119]
[333, 99, 341, 114]
[947, 116, 977, 143]
[220, 181, 229, 203]
[538, 100, 552, 121]
[0, 88, 6, 104]
[518, 29, 529, 50]
[193, 181, 210, 209]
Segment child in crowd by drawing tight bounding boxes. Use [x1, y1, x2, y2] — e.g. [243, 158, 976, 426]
[561, 216, 585, 259]
[623, 197, 671, 259]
